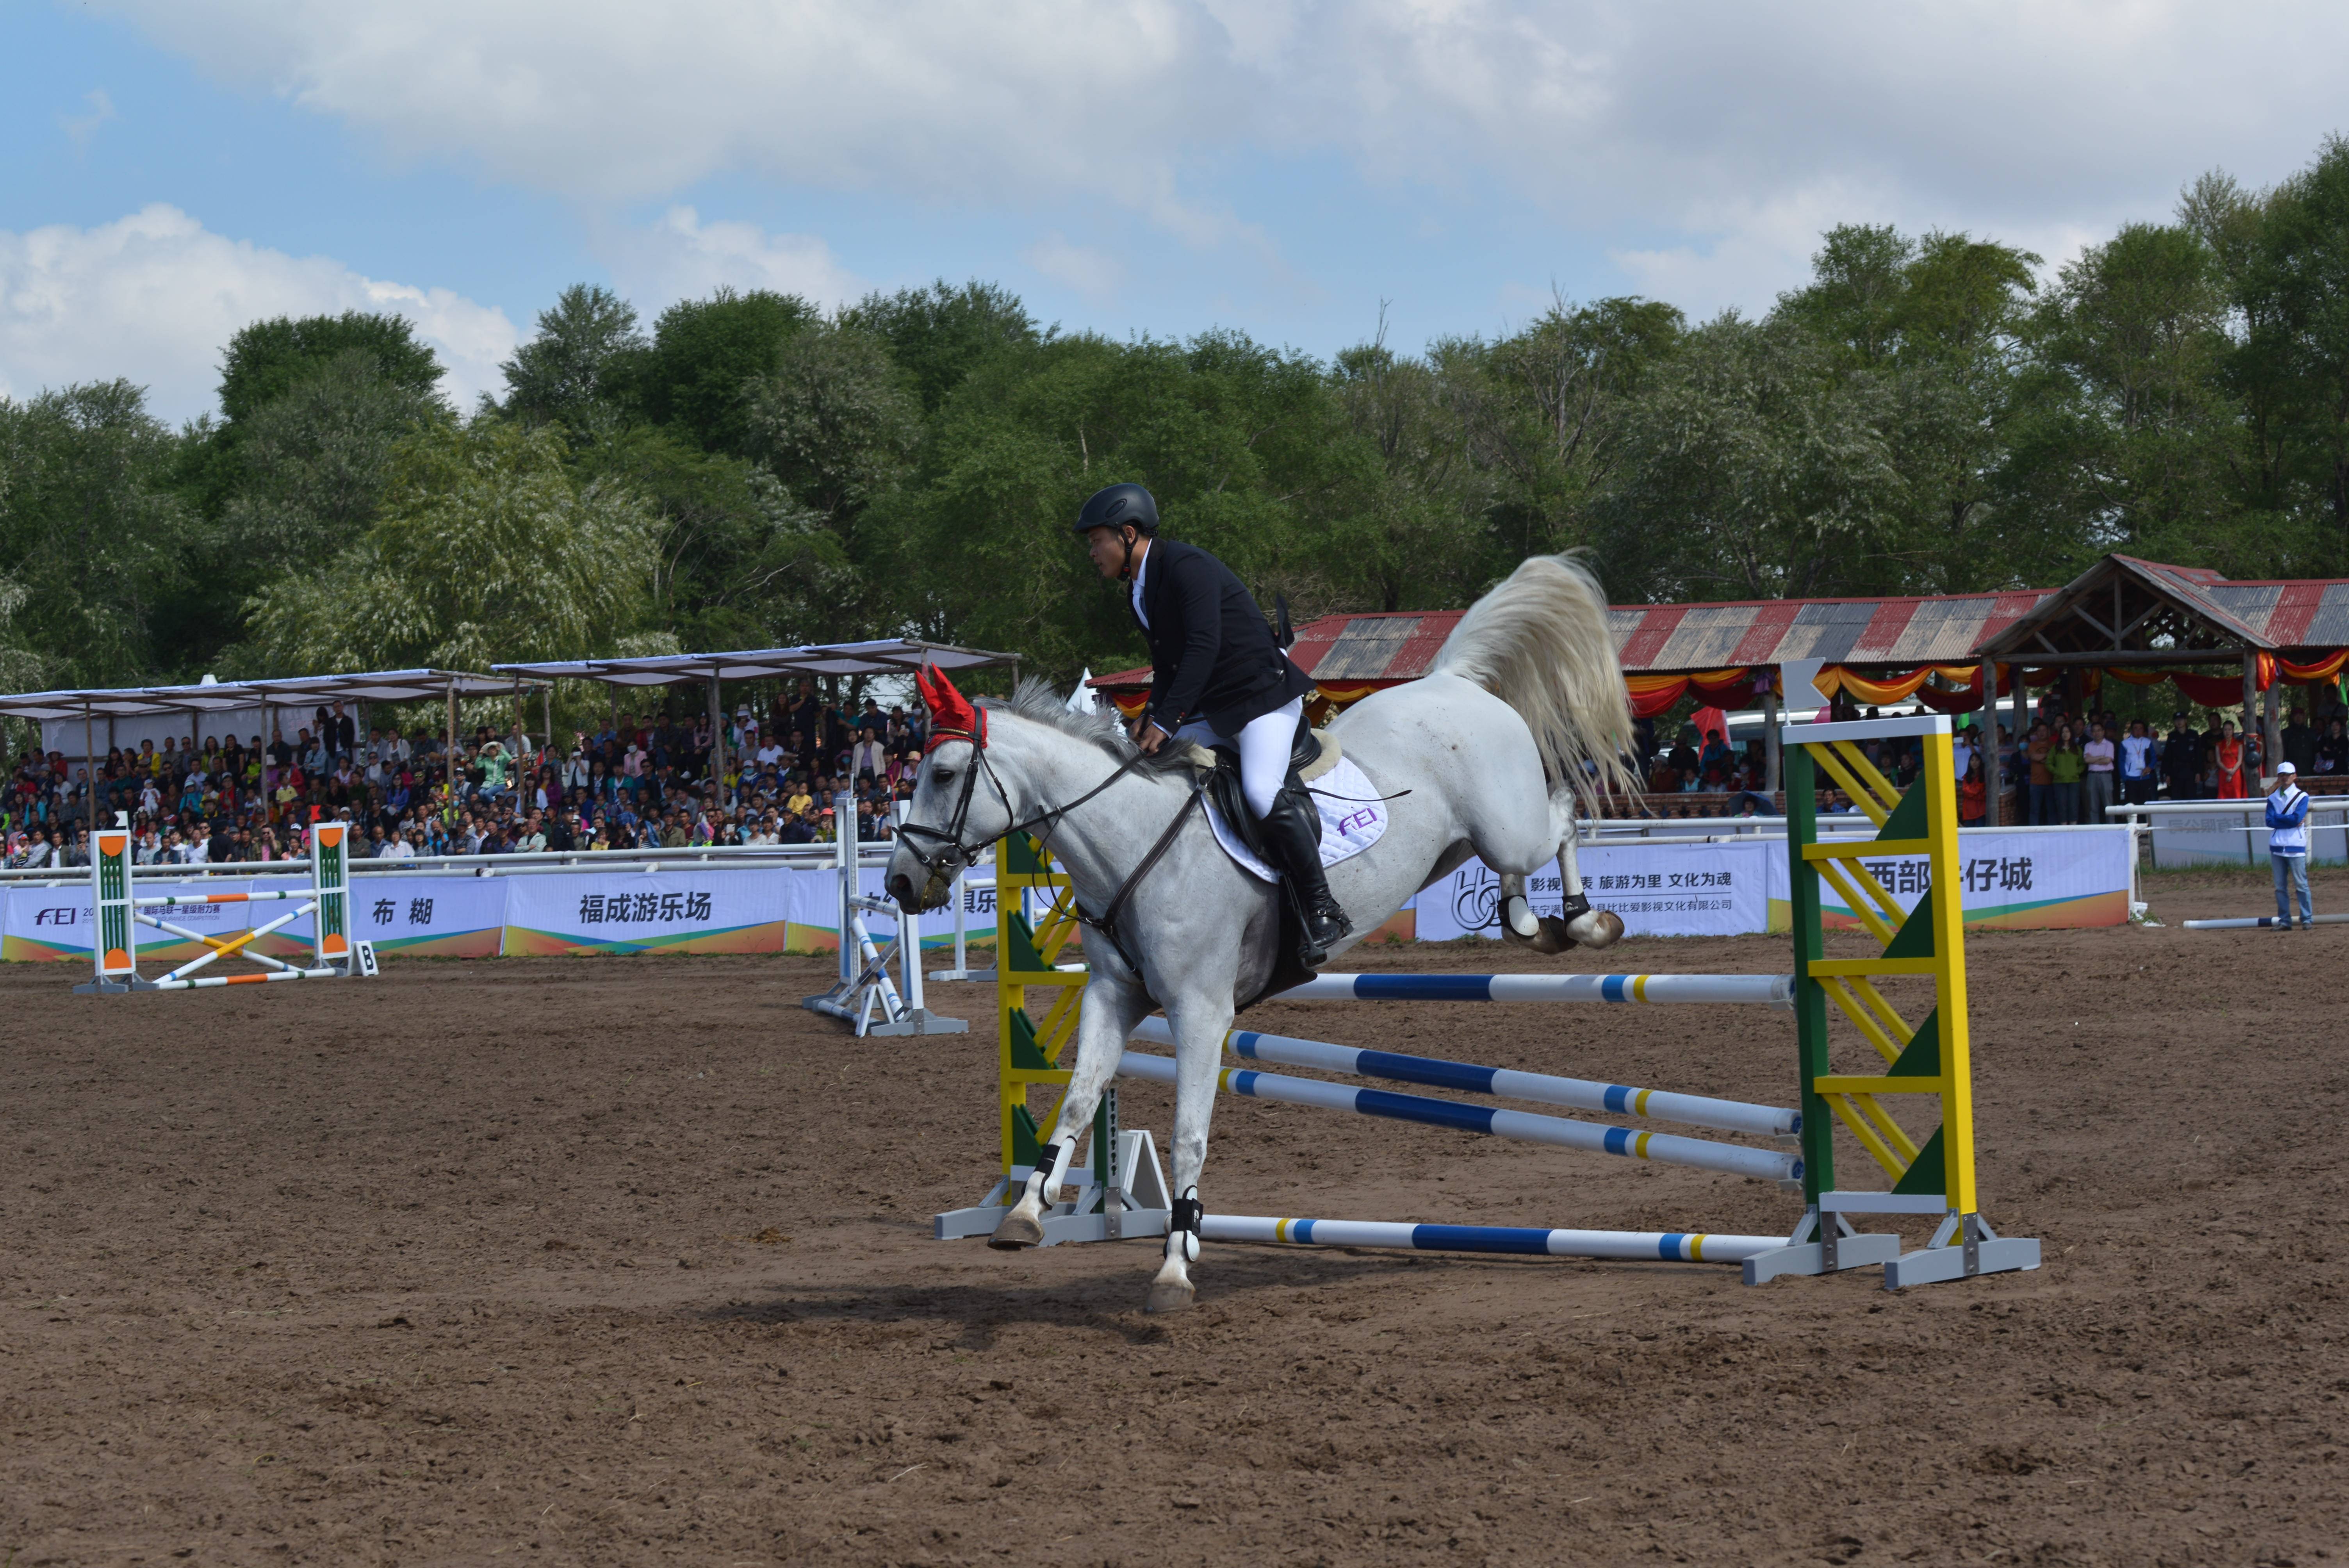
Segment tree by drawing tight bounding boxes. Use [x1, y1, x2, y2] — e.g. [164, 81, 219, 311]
[2242, 135, 2349, 571]
[879, 330, 1362, 684]
[1470, 296, 1686, 562]
[631, 288, 816, 456]
[244, 419, 658, 673]
[572, 426, 846, 653]
[1594, 314, 1905, 602]
[2004, 223, 2245, 574]
[217, 312, 444, 428]
[498, 284, 647, 440]
[0, 380, 192, 684]
[844, 280, 1037, 413]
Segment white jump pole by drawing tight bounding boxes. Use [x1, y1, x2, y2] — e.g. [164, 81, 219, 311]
[1285, 972, 1795, 1007]
[1115, 1051, 1801, 1185]
[1201, 1214, 1783, 1264]
[1128, 1016, 1797, 1138]
[2183, 913, 2349, 929]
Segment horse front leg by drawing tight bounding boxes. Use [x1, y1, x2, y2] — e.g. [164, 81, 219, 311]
[988, 975, 1150, 1249]
[1146, 1000, 1231, 1314]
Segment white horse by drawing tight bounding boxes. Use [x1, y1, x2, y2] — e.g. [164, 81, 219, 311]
[886, 553, 1638, 1312]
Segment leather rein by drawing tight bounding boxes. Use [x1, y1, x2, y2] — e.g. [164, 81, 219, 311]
[892, 711, 1203, 972]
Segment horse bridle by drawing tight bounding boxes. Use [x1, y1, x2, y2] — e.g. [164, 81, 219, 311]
[892, 707, 1200, 971]
[892, 707, 1155, 885]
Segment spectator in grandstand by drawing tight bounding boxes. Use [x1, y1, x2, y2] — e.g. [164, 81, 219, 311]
[2319, 717, 2349, 778]
[2082, 722, 2117, 825]
[2119, 720, 2157, 805]
[2046, 723, 2085, 823]
[2283, 706, 2318, 777]
[2026, 722, 2055, 824]
[1959, 756, 1988, 827]
[2214, 719, 2249, 799]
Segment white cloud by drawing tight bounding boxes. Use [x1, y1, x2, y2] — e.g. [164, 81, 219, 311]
[1023, 232, 1123, 300]
[599, 207, 865, 315]
[0, 205, 516, 422]
[91, 1, 2349, 311]
[59, 89, 116, 150]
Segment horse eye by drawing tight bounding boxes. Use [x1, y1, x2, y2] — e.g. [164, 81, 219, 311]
[931, 768, 952, 783]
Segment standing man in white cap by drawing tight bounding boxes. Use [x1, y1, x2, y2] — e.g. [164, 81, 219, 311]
[2266, 761, 2313, 929]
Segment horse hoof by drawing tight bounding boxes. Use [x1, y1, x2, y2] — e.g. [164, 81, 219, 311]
[1568, 909, 1625, 950]
[987, 1211, 1044, 1250]
[1144, 1278, 1196, 1314]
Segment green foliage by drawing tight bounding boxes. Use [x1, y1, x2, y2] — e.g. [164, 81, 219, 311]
[244, 420, 658, 673]
[498, 284, 647, 439]
[572, 426, 845, 652]
[845, 280, 1037, 413]
[37, 134, 2349, 709]
[1593, 314, 1905, 600]
[0, 380, 192, 684]
[218, 311, 444, 427]
[630, 287, 817, 456]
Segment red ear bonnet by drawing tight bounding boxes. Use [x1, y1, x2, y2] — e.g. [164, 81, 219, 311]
[918, 666, 984, 752]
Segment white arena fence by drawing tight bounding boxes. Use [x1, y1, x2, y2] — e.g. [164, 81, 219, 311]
[3, 836, 997, 969]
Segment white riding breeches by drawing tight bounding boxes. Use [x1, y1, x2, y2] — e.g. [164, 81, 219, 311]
[1173, 697, 1303, 820]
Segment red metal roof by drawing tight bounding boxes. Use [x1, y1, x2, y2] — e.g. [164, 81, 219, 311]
[1086, 554, 2349, 692]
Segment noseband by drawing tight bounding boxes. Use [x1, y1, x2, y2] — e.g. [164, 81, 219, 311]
[892, 709, 1200, 974]
[892, 708, 1152, 884]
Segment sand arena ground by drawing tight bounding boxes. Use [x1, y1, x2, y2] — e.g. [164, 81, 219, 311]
[2, 866, 2345, 1565]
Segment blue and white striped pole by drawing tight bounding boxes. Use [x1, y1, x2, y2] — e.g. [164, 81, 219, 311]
[1127, 1017, 1796, 1139]
[1281, 972, 1795, 1006]
[1200, 1214, 1782, 1264]
[1116, 1051, 1801, 1185]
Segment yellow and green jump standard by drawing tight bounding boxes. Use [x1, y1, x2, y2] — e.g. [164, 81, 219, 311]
[1740, 713, 2041, 1289]
[930, 834, 1173, 1246]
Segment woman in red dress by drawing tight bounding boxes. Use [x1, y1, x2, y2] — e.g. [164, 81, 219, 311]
[2214, 720, 2247, 799]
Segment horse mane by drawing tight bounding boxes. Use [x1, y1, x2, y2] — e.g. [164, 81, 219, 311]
[978, 678, 1141, 762]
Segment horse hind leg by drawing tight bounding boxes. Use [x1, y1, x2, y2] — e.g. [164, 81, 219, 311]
[1553, 808, 1624, 949]
[1497, 872, 1579, 955]
[1495, 805, 1624, 955]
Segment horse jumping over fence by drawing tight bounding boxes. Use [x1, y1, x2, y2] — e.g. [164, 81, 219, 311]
[886, 553, 1637, 1312]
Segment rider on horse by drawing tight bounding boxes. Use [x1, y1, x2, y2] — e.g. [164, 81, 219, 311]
[1075, 482, 1353, 965]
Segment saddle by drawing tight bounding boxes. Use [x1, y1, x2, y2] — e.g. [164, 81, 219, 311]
[1178, 718, 1342, 1010]
[1179, 724, 1341, 866]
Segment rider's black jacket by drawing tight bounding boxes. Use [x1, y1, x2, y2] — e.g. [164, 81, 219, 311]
[1129, 538, 1314, 737]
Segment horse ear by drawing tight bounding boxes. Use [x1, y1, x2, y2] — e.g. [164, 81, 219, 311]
[914, 665, 941, 714]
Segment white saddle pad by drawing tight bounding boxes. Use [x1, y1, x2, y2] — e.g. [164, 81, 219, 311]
[1205, 755, 1389, 883]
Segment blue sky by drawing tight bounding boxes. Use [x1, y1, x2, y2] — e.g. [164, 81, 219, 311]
[7, 2, 2348, 422]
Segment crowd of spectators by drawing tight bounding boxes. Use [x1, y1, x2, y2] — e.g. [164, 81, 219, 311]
[1627, 694, 2349, 827]
[0, 677, 934, 869]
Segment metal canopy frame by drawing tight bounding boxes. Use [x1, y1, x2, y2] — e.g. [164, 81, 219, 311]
[492, 638, 1020, 809]
[492, 638, 1018, 688]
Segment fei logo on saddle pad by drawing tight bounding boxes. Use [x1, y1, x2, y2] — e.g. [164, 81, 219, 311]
[1204, 756, 1390, 883]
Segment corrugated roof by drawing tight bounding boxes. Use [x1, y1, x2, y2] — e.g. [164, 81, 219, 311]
[1088, 554, 2349, 691]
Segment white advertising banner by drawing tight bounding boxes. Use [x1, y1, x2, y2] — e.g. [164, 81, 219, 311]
[1412, 841, 1773, 941]
[503, 870, 795, 955]
[3, 878, 255, 962]
[1765, 827, 2132, 929]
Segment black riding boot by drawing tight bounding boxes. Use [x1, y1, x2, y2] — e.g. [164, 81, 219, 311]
[1257, 777, 1352, 967]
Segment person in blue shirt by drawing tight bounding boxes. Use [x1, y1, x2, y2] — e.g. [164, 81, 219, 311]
[2266, 761, 2313, 930]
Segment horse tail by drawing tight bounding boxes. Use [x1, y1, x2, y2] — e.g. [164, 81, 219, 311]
[1432, 551, 1639, 819]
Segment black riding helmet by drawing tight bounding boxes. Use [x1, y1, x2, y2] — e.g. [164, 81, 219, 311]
[1071, 482, 1159, 537]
